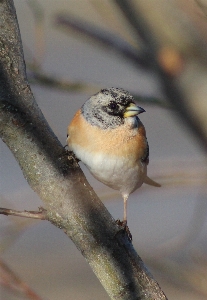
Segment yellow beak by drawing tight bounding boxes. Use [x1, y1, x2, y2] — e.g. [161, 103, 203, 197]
[124, 103, 145, 118]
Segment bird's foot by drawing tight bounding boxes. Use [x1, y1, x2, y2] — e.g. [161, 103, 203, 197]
[65, 150, 80, 163]
[115, 219, 132, 241]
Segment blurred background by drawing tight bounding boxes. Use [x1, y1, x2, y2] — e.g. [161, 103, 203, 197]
[1, 0, 207, 299]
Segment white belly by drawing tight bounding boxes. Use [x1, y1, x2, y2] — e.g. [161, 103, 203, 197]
[72, 145, 147, 197]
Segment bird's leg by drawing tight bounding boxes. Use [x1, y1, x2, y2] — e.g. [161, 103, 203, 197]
[123, 194, 128, 226]
[123, 195, 133, 240]
[115, 194, 132, 241]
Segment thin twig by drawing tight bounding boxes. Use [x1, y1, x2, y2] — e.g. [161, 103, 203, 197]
[0, 207, 47, 220]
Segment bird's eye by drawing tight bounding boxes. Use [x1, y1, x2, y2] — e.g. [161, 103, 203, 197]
[109, 101, 118, 110]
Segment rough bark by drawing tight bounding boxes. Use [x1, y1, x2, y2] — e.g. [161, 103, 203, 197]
[0, 1, 167, 299]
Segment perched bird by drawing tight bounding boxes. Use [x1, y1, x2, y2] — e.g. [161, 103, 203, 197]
[67, 88, 160, 225]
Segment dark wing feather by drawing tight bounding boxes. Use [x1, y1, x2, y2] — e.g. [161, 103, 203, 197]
[141, 140, 149, 165]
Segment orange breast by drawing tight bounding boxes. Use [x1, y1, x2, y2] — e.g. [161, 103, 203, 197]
[68, 109, 147, 162]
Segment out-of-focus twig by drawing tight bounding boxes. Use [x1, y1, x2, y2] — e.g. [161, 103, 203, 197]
[28, 67, 167, 106]
[0, 258, 43, 300]
[26, 0, 45, 66]
[55, 14, 149, 69]
[28, 67, 99, 94]
[113, 0, 207, 153]
[133, 95, 169, 108]
[90, 0, 139, 46]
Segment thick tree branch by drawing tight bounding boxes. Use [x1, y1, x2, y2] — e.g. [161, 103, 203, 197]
[0, 1, 167, 299]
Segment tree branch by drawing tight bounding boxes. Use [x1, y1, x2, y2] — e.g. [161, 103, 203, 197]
[0, 1, 167, 299]
[0, 207, 47, 219]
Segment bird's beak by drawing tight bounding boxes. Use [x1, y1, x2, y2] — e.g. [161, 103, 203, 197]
[124, 103, 145, 118]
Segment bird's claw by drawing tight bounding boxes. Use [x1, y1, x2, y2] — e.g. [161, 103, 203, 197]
[66, 150, 80, 163]
[115, 219, 132, 241]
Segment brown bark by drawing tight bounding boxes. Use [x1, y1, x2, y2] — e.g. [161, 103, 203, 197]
[0, 1, 167, 299]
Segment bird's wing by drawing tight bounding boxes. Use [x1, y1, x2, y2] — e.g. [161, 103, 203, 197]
[141, 139, 160, 187]
[141, 140, 149, 165]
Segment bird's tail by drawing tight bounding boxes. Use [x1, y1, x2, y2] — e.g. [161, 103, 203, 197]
[144, 176, 161, 187]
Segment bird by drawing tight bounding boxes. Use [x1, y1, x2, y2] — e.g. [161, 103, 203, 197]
[67, 87, 160, 225]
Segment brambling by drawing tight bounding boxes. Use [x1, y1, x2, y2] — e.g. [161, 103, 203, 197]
[67, 88, 160, 225]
